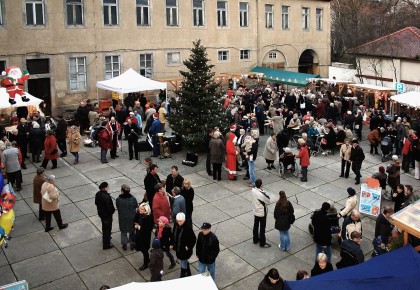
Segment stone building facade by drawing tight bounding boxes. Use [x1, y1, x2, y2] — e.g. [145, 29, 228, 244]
[0, 0, 330, 114]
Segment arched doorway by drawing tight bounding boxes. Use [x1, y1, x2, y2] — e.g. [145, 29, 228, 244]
[262, 50, 287, 70]
[298, 49, 319, 74]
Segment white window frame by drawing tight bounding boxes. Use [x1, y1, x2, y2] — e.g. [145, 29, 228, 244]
[193, 0, 204, 27]
[302, 7, 310, 30]
[166, 0, 178, 27]
[217, 1, 227, 27]
[69, 57, 87, 91]
[265, 4, 273, 29]
[167, 52, 181, 65]
[239, 2, 248, 28]
[218, 50, 229, 62]
[136, 0, 150, 26]
[140, 53, 153, 78]
[103, 0, 118, 26]
[281, 5, 289, 30]
[25, 0, 45, 26]
[268, 52, 277, 59]
[316, 8, 323, 31]
[66, 0, 84, 26]
[240, 49, 250, 60]
[105, 55, 121, 80]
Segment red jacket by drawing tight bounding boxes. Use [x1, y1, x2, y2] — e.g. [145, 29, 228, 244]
[152, 192, 171, 224]
[98, 128, 112, 149]
[296, 145, 310, 167]
[402, 138, 412, 155]
[44, 135, 59, 160]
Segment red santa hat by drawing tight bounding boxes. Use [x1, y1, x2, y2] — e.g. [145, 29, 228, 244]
[2, 66, 19, 76]
[230, 125, 236, 131]
[153, 113, 159, 119]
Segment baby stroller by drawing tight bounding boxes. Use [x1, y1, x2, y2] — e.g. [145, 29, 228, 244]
[278, 152, 299, 178]
[83, 125, 99, 147]
[371, 235, 389, 257]
[311, 135, 329, 156]
[308, 205, 341, 243]
[380, 136, 393, 162]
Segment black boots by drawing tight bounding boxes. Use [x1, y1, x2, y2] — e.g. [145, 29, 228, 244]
[180, 263, 191, 278]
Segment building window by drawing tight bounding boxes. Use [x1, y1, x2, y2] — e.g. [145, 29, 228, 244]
[140, 54, 153, 78]
[66, 0, 84, 26]
[316, 8, 323, 30]
[193, 0, 204, 27]
[0, 1, 4, 26]
[136, 0, 150, 26]
[167, 52, 181, 65]
[239, 2, 248, 28]
[105, 55, 120, 80]
[265, 4, 273, 28]
[282, 5, 289, 30]
[0, 60, 6, 73]
[166, 0, 178, 27]
[217, 1, 227, 27]
[240, 49, 250, 60]
[218, 51, 229, 61]
[302, 7, 309, 30]
[103, 0, 118, 26]
[268, 52, 277, 59]
[25, 0, 45, 26]
[69, 57, 87, 91]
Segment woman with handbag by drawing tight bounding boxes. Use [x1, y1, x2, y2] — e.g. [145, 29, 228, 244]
[274, 191, 294, 251]
[41, 130, 59, 169]
[41, 175, 68, 232]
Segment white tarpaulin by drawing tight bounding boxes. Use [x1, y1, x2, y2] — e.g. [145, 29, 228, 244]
[96, 68, 167, 94]
[390, 91, 420, 109]
[0, 88, 43, 109]
[110, 274, 218, 290]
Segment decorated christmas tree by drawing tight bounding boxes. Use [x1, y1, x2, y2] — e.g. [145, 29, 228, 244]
[168, 40, 228, 148]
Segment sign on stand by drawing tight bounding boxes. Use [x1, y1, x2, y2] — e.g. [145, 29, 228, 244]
[359, 183, 382, 217]
[394, 82, 405, 93]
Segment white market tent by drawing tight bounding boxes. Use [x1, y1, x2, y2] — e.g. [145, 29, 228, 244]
[0, 88, 43, 109]
[390, 91, 420, 109]
[96, 68, 167, 94]
[110, 274, 218, 290]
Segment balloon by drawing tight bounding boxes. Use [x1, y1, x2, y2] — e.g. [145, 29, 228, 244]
[0, 209, 14, 247]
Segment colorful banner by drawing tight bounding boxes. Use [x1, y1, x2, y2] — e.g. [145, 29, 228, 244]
[359, 183, 382, 217]
[0, 280, 29, 290]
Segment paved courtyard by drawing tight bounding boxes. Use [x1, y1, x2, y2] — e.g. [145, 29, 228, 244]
[0, 133, 418, 289]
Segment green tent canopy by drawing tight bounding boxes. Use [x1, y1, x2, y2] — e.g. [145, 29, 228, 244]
[250, 66, 319, 87]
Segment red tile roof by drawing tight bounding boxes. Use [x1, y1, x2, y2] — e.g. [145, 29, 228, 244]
[348, 27, 420, 60]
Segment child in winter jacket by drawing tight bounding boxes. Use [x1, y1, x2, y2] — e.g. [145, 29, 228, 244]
[149, 238, 164, 282]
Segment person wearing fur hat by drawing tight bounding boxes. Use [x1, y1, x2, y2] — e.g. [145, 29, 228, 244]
[116, 184, 138, 251]
[149, 112, 163, 157]
[155, 216, 176, 269]
[149, 238, 164, 281]
[296, 138, 310, 182]
[350, 139, 365, 185]
[339, 188, 358, 218]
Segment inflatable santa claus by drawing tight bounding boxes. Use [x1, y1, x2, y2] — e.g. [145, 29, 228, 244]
[1, 66, 30, 105]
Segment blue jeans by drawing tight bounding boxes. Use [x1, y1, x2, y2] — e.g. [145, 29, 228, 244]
[198, 261, 216, 281]
[315, 243, 331, 263]
[180, 259, 189, 269]
[120, 230, 134, 246]
[249, 160, 256, 186]
[279, 230, 290, 251]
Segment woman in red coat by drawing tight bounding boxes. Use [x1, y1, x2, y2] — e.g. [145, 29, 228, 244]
[98, 121, 113, 163]
[225, 133, 237, 180]
[296, 138, 310, 182]
[41, 130, 59, 169]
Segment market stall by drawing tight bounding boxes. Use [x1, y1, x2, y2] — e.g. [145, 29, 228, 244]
[0, 88, 43, 125]
[391, 200, 420, 251]
[347, 84, 397, 111]
[308, 78, 352, 95]
[389, 91, 420, 119]
[250, 66, 319, 87]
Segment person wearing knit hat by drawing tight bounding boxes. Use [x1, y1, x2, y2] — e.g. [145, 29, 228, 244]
[95, 181, 115, 250]
[156, 216, 176, 269]
[149, 238, 164, 282]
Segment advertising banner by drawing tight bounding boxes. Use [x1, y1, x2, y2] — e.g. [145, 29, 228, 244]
[359, 183, 381, 217]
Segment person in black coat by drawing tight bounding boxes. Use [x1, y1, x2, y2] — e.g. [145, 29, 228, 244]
[95, 182, 115, 249]
[55, 114, 68, 157]
[375, 207, 394, 243]
[336, 231, 364, 269]
[311, 253, 333, 277]
[312, 202, 332, 263]
[123, 118, 139, 160]
[274, 191, 294, 251]
[134, 202, 154, 271]
[392, 184, 406, 213]
[170, 212, 196, 278]
[350, 140, 365, 185]
[276, 129, 290, 156]
[143, 164, 161, 207]
[196, 222, 220, 281]
[75, 101, 89, 133]
[204, 129, 213, 176]
[166, 166, 184, 194]
[258, 268, 284, 290]
[354, 111, 363, 140]
[149, 238, 164, 282]
[180, 180, 194, 229]
[369, 111, 380, 131]
[29, 122, 44, 163]
[155, 216, 176, 269]
[17, 118, 29, 159]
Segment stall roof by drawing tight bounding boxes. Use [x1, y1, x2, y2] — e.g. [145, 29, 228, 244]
[309, 78, 352, 85]
[391, 200, 420, 239]
[348, 83, 397, 92]
[250, 66, 319, 87]
[0, 89, 42, 109]
[390, 91, 420, 109]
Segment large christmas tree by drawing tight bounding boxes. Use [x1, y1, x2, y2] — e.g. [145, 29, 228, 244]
[168, 40, 227, 148]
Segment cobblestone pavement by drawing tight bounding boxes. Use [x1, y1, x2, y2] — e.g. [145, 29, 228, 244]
[0, 132, 418, 289]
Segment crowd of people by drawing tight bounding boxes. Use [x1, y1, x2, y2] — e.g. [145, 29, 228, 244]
[1, 82, 418, 288]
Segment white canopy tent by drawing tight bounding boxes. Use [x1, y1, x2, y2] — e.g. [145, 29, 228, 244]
[110, 274, 218, 290]
[390, 91, 420, 109]
[0, 88, 43, 109]
[96, 68, 167, 103]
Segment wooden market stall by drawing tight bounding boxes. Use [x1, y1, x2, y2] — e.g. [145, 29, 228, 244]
[391, 200, 420, 251]
[347, 83, 397, 111]
[308, 78, 353, 95]
[389, 91, 420, 120]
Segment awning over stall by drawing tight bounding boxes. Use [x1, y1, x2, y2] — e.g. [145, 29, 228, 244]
[250, 66, 319, 87]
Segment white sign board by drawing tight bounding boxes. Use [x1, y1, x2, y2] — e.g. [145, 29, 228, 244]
[359, 183, 382, 217]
